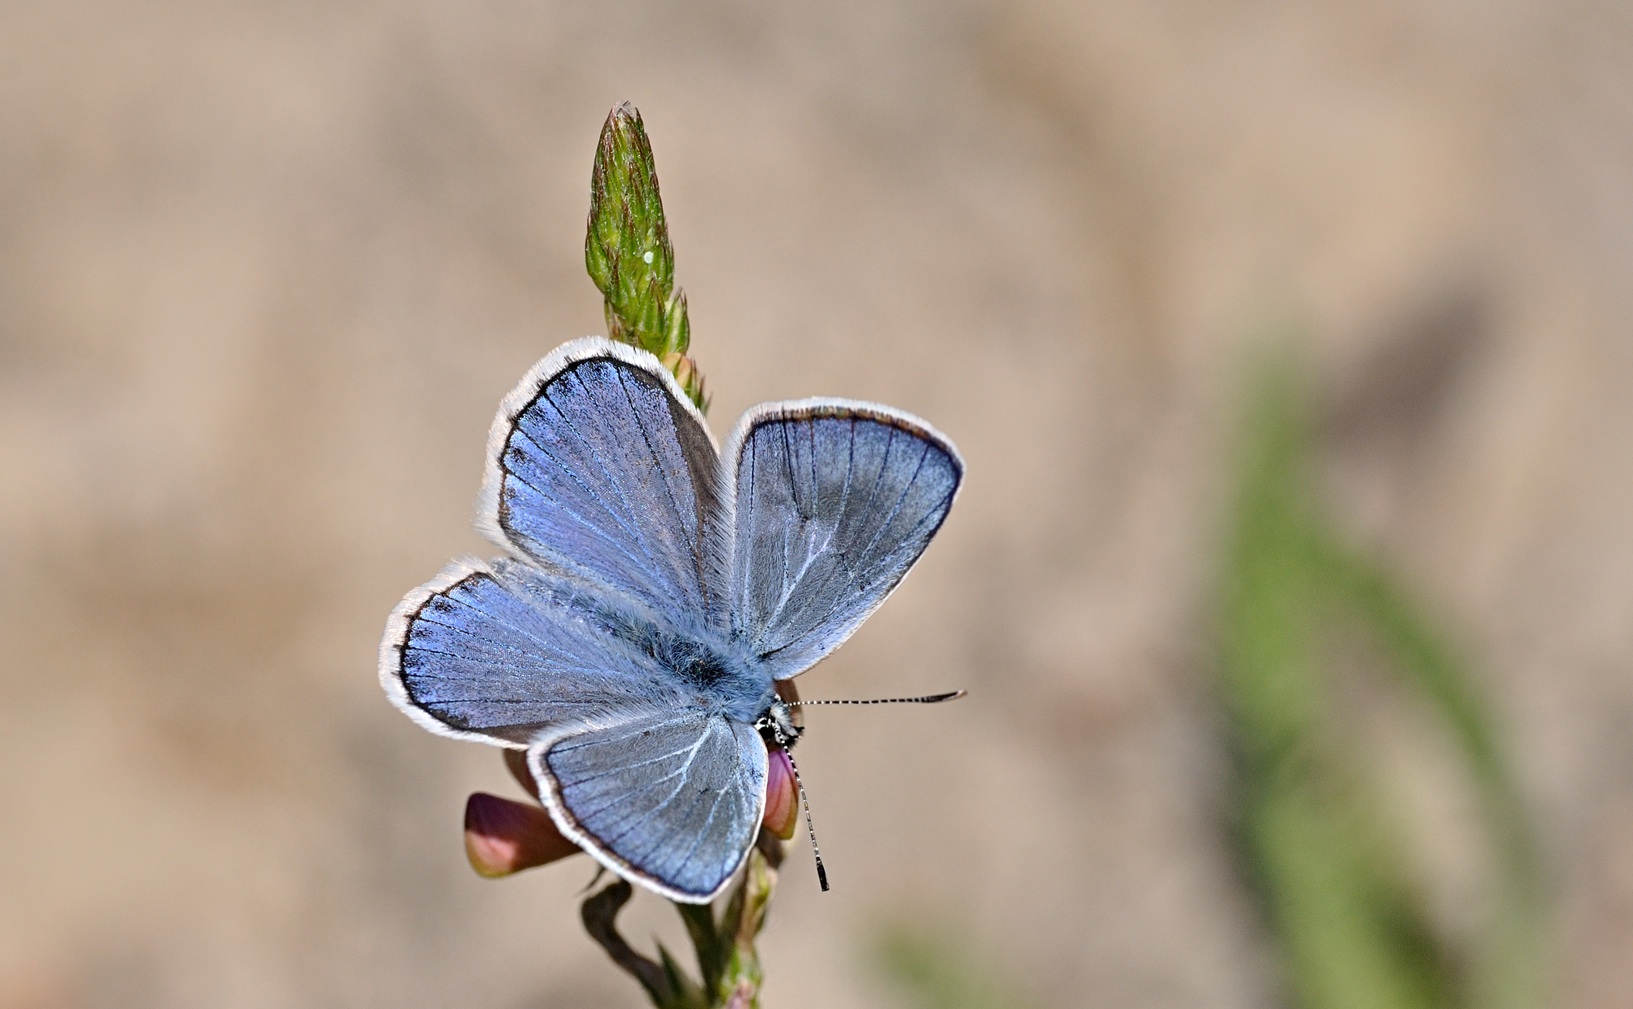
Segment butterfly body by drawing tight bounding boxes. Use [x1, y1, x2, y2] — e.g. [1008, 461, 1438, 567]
[382, 337, 960, 902]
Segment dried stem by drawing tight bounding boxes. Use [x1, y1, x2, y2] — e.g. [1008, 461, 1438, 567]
[581, 831, 785, 1009]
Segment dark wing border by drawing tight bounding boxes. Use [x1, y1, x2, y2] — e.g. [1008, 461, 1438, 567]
[379, 557, 533, 746]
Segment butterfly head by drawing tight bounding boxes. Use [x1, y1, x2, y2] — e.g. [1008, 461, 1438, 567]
[754, 699, 803, 750]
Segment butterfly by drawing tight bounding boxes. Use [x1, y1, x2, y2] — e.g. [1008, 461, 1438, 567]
[380, 336, 962, 902]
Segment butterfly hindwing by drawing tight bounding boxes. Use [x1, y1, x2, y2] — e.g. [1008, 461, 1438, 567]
[478, 337, 723, 627]
[531, 708, 768, 903]
[723, 401, 962, 680]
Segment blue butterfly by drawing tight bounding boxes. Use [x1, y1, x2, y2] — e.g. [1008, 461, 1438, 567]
[380, 337, 962, 902]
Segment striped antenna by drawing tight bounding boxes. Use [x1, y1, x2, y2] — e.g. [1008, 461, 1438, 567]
[782, 747, 829, 892]
[787, 689, 967, 708]
[767, 689, 965, 892]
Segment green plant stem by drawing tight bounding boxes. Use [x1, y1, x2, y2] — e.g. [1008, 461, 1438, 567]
[581, 832, 784, 1009]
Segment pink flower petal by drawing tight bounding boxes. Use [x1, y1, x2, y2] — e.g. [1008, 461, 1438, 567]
[463, 792, 580, 877]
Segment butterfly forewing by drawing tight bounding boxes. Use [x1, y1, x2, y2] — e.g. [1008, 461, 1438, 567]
[479, 339, 723, 628]
[724, 403, 962, 681]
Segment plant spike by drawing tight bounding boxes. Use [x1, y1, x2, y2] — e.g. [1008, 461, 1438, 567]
[585, 102, 706, 411]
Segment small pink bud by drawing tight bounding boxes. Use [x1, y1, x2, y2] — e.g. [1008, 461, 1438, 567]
[464, 792, 580, 877]
[763, 747, 798, 840]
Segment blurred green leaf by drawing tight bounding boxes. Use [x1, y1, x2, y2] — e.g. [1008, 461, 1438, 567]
[1217, 349, 1548, 1009]
[1309, 536, 1548, 1009]
[873, 927, 1034, 1009]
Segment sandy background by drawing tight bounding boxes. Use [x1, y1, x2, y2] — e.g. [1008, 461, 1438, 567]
[4, 1, 1633, 1006]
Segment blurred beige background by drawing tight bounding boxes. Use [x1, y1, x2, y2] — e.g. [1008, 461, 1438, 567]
[3, 1, 1632, 1007]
